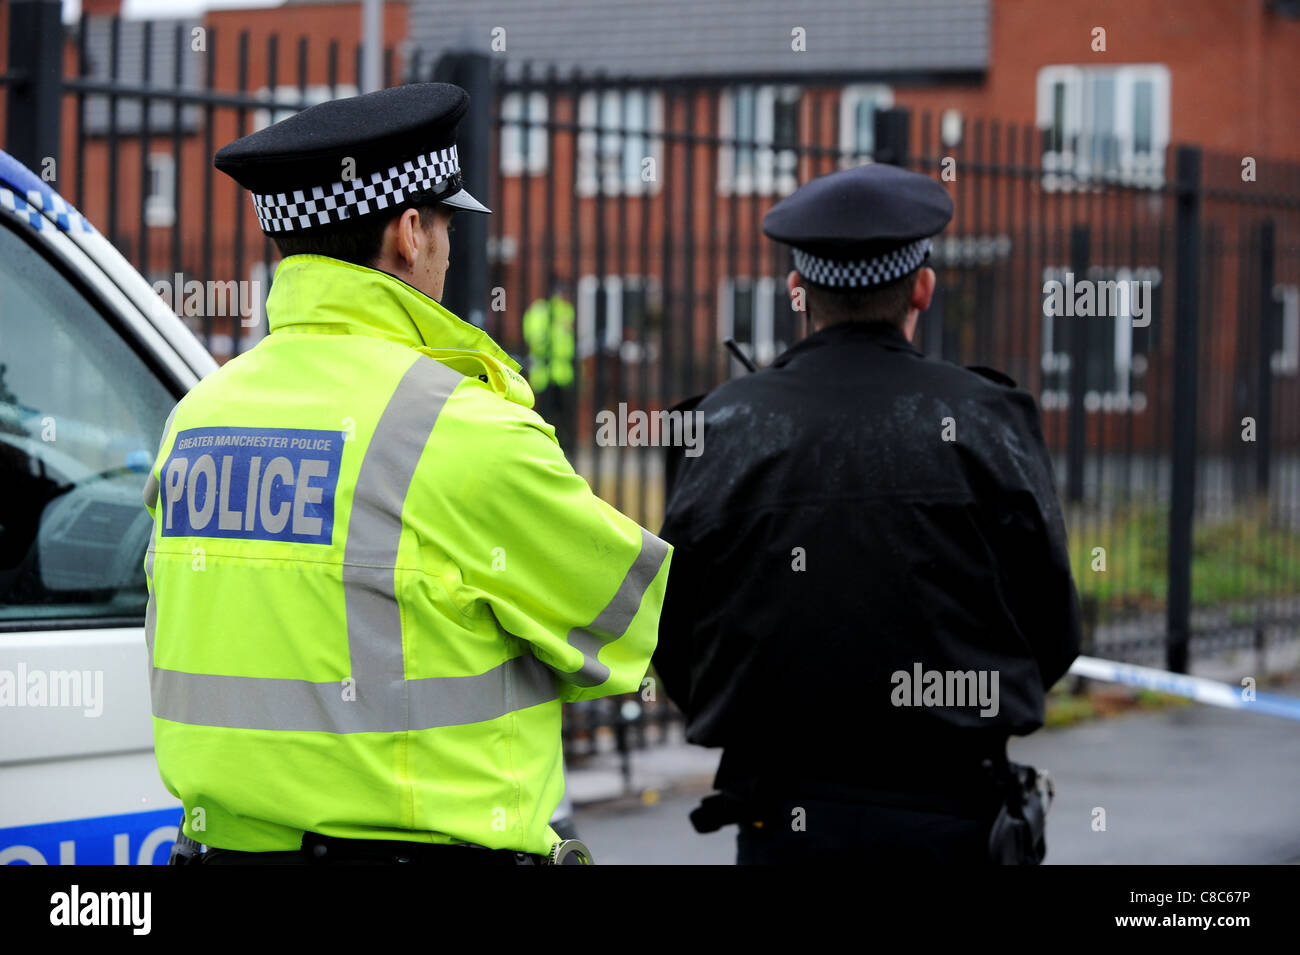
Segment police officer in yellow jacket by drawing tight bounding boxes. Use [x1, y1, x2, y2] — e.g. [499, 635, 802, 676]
[522, 283, 576, 453]
[142, 83, 671, 865]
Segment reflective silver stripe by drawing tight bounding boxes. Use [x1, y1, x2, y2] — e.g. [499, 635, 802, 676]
[143, 405, 179, 672]
[152, 654, 558, 733]
[144, 544, 157, 658]
[548, 526, 671, 687]
[142, 468, 160, 511]
[142, 403, 180, 510]
[144, 405, 178, 664]
[340, 357, 460, 728]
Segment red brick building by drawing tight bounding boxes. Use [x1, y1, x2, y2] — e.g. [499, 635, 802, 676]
[9, 0, 1298, 457]
[438, 0, 1300, 452]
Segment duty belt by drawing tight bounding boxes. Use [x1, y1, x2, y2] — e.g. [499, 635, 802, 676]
[169, 831, 593, 866]
[691, 757, 1053, 865]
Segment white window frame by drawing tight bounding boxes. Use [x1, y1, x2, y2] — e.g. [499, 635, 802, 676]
[144, 152, 176, 228]
[500, 92, 548, 176]
[1272, 284, 1300, 376]
[576, 89, 664, 197]
[1035, 64, 1170, 189]
[838, 84, 893, 164]
[718, 85, 800, 196]
[1039, 265, 1160, 413]
[577, 274, 625, 358]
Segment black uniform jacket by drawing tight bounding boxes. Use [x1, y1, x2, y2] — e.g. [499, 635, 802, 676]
[655, 320, 1081, 801]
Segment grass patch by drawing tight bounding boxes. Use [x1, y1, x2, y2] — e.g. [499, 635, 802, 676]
[1134, 689, 1193, 710]
[1044, 693, 1097, 728]
[1044, 685, 1193, 729]
[1067, 501, 1300, 615]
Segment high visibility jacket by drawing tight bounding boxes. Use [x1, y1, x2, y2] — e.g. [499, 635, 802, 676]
[522, 295, 575, 390]
[142, 255, 670, 855]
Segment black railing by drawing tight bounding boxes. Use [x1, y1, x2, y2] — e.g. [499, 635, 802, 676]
[4, 10, 1299, 757]
[484, 66, 1300, 679]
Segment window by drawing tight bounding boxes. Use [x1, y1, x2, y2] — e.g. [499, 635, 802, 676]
[577, 89, 663, 196]
[500, 92, 548, 176]
[718, 85, 800, 195]
[253, 84, 359, 133]
[0, 223, 175, 623]
[1036, 65, 1169, 187]
[145, 152, 176, 228]
[576, 275, 662, 361]
[1040, 266, 1161, 412]
[838, 85, 893, 162]
[616, 277, 662, 363]
[1272, 284, 1299, 376]
[719, 277, 799, 367]
[82, 17, 201, 135]
[577, 275, 621, 358]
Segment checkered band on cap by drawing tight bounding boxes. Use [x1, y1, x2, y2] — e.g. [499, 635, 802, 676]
[250, 145, 461, 232]
[792, 237, 932, 288]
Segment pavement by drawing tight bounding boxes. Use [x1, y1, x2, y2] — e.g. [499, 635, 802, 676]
[1011, 683, 1300, 864]
[565, 732, 719, 805]
[568, 674, 1300, 865]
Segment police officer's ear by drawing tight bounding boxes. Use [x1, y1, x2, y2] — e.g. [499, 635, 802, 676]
[899, 267, 937, 343]
[911, 267, 937, 314]
[391, 206, 430, 270]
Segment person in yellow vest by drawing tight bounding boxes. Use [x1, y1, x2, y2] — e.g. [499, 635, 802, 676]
[523, 282, 576, 454]
[142, 83, 670, 866]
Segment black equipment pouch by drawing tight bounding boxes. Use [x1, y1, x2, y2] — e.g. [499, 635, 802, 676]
[167, 833, 205, 866]
[984, 760, 1053, 865]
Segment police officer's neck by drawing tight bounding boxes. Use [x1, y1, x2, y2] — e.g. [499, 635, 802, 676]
[809, 312, 917, 343]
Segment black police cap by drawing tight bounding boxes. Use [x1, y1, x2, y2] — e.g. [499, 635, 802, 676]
[762, 163, 953, 288]
[214, 82, 489, 234]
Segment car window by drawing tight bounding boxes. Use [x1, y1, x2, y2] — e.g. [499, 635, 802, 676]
[0, 220, 174, 625]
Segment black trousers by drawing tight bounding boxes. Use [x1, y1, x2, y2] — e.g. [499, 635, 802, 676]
[735, 797, 997, 865]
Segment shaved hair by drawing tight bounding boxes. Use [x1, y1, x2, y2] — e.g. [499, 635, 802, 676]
[802, 267, 923, 328]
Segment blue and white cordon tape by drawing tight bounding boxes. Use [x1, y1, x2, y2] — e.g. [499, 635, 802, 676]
[1069, 655, 1300, 722]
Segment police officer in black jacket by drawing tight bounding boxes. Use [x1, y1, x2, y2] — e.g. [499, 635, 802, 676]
[654, 163, 1081, 865]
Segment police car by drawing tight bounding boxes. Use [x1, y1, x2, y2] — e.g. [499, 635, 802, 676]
[0, 150, 214, 864]
[0, 150, 577, 863]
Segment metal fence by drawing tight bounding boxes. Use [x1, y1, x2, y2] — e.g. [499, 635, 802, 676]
[4, 10, 1299, 763]
[483, 65, 1300, 678]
